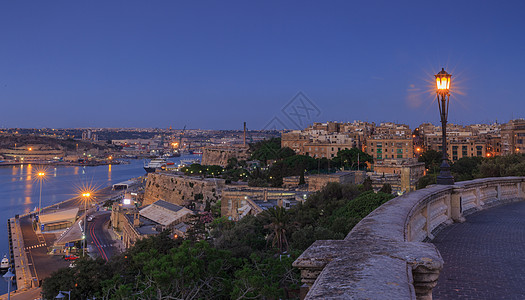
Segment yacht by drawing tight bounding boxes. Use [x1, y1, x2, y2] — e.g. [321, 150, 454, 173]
[143, 158, 167, 173]
[1, 254, 9, 271]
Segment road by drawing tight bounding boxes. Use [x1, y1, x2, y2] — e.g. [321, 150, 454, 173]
[87, 212, 121, 261]
[15, 185, 129, 286]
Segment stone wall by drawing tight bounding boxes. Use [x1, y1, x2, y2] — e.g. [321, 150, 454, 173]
[221, 187, 301, 219]
[294, 177, 525, 299]
[143, 172, 225, 211]
[307, 172, 355, 192]
[201, 145, 249, 167]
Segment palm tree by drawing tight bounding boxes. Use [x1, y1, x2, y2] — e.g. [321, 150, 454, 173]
[261, 206, 289, 253]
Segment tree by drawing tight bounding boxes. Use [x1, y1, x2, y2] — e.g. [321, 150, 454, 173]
[250, 138, 294, 164]
[379, 183, 392, 194]
[260, 207, 290, 253]
[299, 172, 305, 185]
[451, 157, 483, 181]
[416, 174, 437, 190]
[362, 177, 373, 191]
[332, 148, 373, 170]
[226, 157, 238, 169]
[418, 149, 442, 174]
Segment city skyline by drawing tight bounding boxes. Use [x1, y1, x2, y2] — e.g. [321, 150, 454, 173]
[1, 1, 524, 129]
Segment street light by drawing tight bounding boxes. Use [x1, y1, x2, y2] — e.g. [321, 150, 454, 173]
[3, 268, 14, 300]
[56, 290, 71, 299]
[81, 192, 92, 257]
[435, 68, 454, 185]
[37, 172, 45, 219]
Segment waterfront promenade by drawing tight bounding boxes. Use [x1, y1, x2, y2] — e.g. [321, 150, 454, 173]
[432, 201, 525, 300]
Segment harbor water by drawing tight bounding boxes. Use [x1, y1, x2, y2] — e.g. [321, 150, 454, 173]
[0, 155, 200, 294]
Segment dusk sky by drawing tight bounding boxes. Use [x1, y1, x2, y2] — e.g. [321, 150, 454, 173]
[1, 1, 524, 130]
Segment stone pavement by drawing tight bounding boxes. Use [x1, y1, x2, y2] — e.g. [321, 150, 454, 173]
[432, 201, 525, 300]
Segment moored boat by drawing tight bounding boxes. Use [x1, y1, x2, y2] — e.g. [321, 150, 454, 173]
[143, 158, 167, 173]
[1, 254, 9, 271]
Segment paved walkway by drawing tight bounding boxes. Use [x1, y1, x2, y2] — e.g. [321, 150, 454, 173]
[432, 201, 525, 300]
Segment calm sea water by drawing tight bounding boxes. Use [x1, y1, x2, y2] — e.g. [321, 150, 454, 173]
[0, 155, 199, 293]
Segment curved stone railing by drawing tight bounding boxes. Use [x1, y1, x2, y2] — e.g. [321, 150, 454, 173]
[293, 177, 525, 299]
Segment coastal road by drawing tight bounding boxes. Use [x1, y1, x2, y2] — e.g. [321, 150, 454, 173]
[87, 212, 121, 261]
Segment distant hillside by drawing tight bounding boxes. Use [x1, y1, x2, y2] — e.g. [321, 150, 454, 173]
[0, 134, 112, 151]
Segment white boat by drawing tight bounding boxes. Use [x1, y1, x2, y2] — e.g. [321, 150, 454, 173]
[144, 158, 167, 173]
[1, 254, 9, 270]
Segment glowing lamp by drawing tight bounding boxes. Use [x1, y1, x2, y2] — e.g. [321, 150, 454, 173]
[123, 198, 131, 205]
[435, 68, 451, 94]
[82, 193, 91, 197]
[38, 172, 45, 176]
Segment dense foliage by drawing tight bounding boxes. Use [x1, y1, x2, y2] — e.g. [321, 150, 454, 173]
[42, 183, 394, 299]
[416, 153, 525, 189]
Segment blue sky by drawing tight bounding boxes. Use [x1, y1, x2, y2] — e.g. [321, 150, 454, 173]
[1, 1, 524, 129]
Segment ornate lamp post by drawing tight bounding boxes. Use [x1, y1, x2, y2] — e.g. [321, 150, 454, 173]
[37, 172, 45, 217]
[56, 290, 71, 300]
[81, 192, 91, 257]
[3, 268, 14, 300]
[435, 68, 454, 185]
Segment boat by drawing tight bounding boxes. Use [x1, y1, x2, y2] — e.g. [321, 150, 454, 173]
[143, 158, 167, 173]
[193, 149, 203, 155]
[1, 254, 9, 271]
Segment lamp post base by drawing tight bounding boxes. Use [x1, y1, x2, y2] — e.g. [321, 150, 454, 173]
[436, 160, 454, 185]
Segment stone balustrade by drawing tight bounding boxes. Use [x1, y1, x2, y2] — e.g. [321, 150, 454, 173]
[293, 177, 525, 299]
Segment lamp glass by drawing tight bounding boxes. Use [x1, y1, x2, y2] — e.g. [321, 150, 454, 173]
[435, 68, 452, 92]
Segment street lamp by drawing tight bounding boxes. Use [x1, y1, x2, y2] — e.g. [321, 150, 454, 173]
[81, 192, 92, 257]
[3, 268, 14, 300]
[56, 290, 71, 300]
[37, 172, 45, 219]
[435, 68, 454, 185]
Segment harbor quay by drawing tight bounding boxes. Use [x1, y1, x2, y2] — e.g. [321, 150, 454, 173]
[2, 180, 141, 298]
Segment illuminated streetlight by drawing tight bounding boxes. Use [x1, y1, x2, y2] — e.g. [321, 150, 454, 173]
[81, 192, 92, 257]
[37, 172, 46, 220]
[435, 68, 454, 185]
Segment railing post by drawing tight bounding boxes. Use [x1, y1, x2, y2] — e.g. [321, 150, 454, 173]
[425, 202, 432, 239]
[497, 184, 501, 200]
[475, 187, 481, 209]
[450, 187, 465, 223]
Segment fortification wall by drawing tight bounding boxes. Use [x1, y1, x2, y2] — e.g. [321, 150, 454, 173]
[201, 146, 249, 167]
[143, 172, 225, 211]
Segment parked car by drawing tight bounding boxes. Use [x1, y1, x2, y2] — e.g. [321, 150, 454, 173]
[64, 255, 79, 261]
[87, 215, 93, 222]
